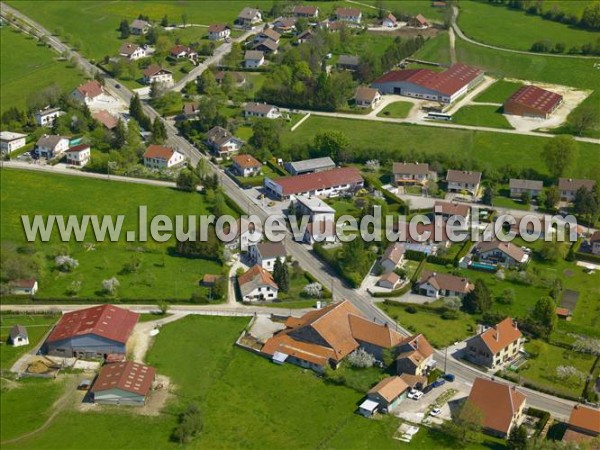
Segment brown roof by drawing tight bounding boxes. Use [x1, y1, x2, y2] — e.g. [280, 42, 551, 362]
[475, 318, 522, 355]
[567, 404, 600, 434]
[505, 85, 563, 115]
[354, 87, 379, 103]
[382, 242, 405, 265]
[254, 39, 278, 52]
[255, 242, 286, 259]
[379, 272, 400, 286]
[468, 377, 526, 435]
[396, 334, 434, 366]
[202, 274, 222, 286]
[446, 169, 482, 184]
[238, 264, 278, 294]
[208, 23, 229, 33]
[399, 373, 427, 388]
[293, 5, 318, 15]
[336, 7, 361, 18]
[238, 7, 261, 20]
[413, 14, 430, 26]
[373, 64, 483, 97]
[418, 270, 473, 294]
[232, 153, 261, 169]
[274, 17, 297, 29]
[12, 278, 36, 289]
[92, 110, 118, 129]
[555, 307, 571, 317]
[75, 80, 103, 99]
[434, 200, 470, 217]
[170, 44, 195, 56]
[562, 429, 600, 445]
[348, 314, 404, 348]
[558, 178, 596, 192]
[182, 102, 198, 116]
[244, 50, 264, 61]
[130, 19, 149, 30]
[383, 13, 397, 23]
[119, 43, 141, 56]
[393, 162, 429, 176]
[368, 376, 409, 402]
[143, 64, 171, 77]
[244, 102, 277, 115]
[260, 28, 281, 41]
[476, 240, 527, 263]
[590, 230, 600, 244]
[143, 144, 174, 160]
[91, 361, 155, 396]
[271, 167, 363, 197]
[46, 304, 139, 345]
[509, 179, 543, 191]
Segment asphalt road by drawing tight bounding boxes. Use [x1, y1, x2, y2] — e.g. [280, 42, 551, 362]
[0, 2, 586, 419]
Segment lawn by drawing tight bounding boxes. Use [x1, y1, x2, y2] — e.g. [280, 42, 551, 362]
[1, 169, 227, 301]
[413, 31, 451, 66]
[379, 300, 478, 348]
[0, 27, 86, 114]
[451, 105, 514, 130]
[492, 188, 532, 211]
[458, 0, 599, 52]
[280, 116, 600, 179]
[474, 79, 524, 104]
[0, 314, 58, 370]
[377, 101, 414, 119]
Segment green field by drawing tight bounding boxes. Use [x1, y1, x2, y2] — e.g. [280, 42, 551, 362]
[0, 314, 58, 369]
[281, 116, 600, 179]
[474, 80, 524, 104]
[1, 170, 225, 301]
[459, 1, 599, 52]
[413, 32, 451, 66]
[377, 101, 414, 119]
[451, 105, 514, 129]
[0, 27, 85, 114]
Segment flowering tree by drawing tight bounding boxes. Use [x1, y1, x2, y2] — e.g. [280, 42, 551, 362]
[102, 277, 120, 296]
[573, 337, 600, 356]
[365, 160, 380, 172]
[556, 365, 586, 383]
[302, 282, 323, 298]
[347, 348, 375, 368]
[55, 255, 79, 272]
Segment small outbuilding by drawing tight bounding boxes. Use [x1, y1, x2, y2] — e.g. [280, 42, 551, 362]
[366, 376, 410, 413]
[91, 361, 155, 406]
[8, 325, 29, 347]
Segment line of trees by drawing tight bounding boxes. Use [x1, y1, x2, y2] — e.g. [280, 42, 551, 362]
[499, 0, 600, 31]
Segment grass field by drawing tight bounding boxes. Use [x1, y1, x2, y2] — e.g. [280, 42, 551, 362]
[451, 105, 514, 129]
[0, 314, 58, 370]
[1, 170, 226, 301]
[474, 80, 524, 103]
[459, 1, 599, 52]
[280, 116, 600, 179]
[377, 101, 414, 119]
[0, 27, 85, 114]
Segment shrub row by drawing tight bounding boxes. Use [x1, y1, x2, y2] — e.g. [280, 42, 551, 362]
[371, 282, 412, 298]
[454, 241, 473, 264]
[363, 174, 407, 213]
[312, 244, 361, 288]
[526, 407, 551, 436]
[582, 355, 600, 403]
[265, 159, 288, 177]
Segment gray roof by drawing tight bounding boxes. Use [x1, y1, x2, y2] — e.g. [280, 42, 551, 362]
[338, 55, 360, 67]
[36, 134, 67, 149]
[285, 157, 336, 173]
[245, 50, 264, 61]
[130, 19, 149, 30]
[393, 162, 429, 175]
[446, 170, 482, 184]
[509, 179, 543, 190]
[9, 325, 28, 341]
[255, 242, 286, 259]
[254, 39, 278, 52]
[35, 107, 62, 117]
[558, 178, 596, 192]
[238, 7, 261, 20]
[244, 102, 277, 114]
[206, 126, 241, 147]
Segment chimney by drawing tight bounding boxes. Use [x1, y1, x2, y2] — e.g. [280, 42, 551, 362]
[495, 330, 500, 342]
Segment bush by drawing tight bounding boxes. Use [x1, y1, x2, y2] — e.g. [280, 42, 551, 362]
[405, 250, 426, 261]
[405, 305, 417, 314]
[346, 348, 376, 368]
[441, 310, 459, 320]
[525, 407, 551, 436]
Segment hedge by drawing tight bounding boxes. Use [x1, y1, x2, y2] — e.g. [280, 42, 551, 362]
[405, 250, 426, 261]
[363, 174, 407, 213]
[312, 244, 361, 288]
[371, 282, 412, 298]
[410, 259, 427, 283]
[526, 407, 551, 436]
[266, 159, 288, 177]
[454, 241, 473, 265]
[426, 254, 453, 266]
[575, 251, 600, 264]
[583, 355, 600, 403]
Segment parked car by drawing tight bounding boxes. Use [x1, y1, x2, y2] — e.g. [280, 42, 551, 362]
[407, 389, 423, 400]
[430, 407, 442, 416]
[443, 373, 455, 382]
[432, 379, 446, 388]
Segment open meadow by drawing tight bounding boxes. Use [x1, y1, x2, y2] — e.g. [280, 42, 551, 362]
[0, 27, 85, 114]
[450, 105, 514, 129]
[0, 170, 226, 301]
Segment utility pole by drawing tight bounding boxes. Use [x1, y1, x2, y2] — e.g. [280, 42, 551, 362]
[444, 346, 448, 374]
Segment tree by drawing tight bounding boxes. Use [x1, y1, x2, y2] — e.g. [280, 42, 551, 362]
[129, 94, 151, 130]
[313, 131, 350, 161]
[462, 279, 492, 314]
[442, 400, 483, 445]
[526, 296, 557, 338]
[272, 257, 289, 292]
[496, 288, 515, 305]
[112, 118, 127, 149]
[346, 348, 376, 368]
[151, 117, 167, 144]
[102, 277, 120, 296]
[171, 404, 203, 444]
[158, 301, 169, 315]
[482, 184, 495, 205]
[540, 238, 565, 262]
[569, 104, 599, 136]
[249, 119, 281, 153]
[55, 255, 79, 272]
[181, 13, 188, 27]
[160, 15, 169, 27]
[573, 185, 599, 226]
[521, 190, 531, 205]
[507, 425, 528, 450]
[542, 135, 579, 179]
[176, 167, 200, 192]
[197, 70, 218, 95]
[544, 186, 560, 211]
[119, 19, 130, 39]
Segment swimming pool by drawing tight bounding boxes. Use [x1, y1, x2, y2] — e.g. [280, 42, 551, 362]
[469, 262, 497, 272]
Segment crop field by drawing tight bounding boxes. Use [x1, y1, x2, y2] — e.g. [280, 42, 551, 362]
[459, 0, 599, 52]
[0, 170, 226, 301]
[0, 27, 85, 114]
[451, 105, 514, 129]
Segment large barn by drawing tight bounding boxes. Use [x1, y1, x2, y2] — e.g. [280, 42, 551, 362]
[42, 304, 139, 358]
[371, 63, 484, 104]
[91, 361, 155, 406]
[503, 85, 563, 119]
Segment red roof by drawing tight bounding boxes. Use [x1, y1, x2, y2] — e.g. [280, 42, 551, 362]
[13, 278, 36, 289]
[271, 167, 363, 196]
[46, 304, 139, 345]
[568, 404, 600, 434]
[143, 144, 174, 160]
[476, 317, 522, 354]
[92, 110, 119, 130]
[232, 153, 261, 169]
[65, 144, 90, 153]
[76, 80, 103, 99]
[91, 361, 155, 396]
[504, 85, 563, 115]
[373, 64, 483, 97]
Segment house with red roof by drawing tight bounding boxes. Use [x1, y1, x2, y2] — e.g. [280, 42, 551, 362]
[208, 24, 231, 41]
[465, 318, 523, 369]
[395, 334, 435, 376]
[264, 167, 364, 200]
[42, 304, 139, 358]
[503, 85, 563, 119]
[372, 63, 484, 104]
[65, 144, 91, 167]
[143, 145, 185, 170]
[91, 361, 156, 406]
[408, 14, 430, 28]
[467, 377, 527, 438]
[232, 154, 262, 177]
[563, 404, 600, 445]
[9, 279, 38, 296]
[71, 80, 108, 105]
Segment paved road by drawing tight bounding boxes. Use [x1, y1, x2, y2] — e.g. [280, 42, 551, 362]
[0, 2, 586, 419]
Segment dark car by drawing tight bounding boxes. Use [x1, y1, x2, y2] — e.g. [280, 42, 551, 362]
[443, 373, 455, 382]
[432, 379, 446, 388]
[115, 83, 121, 89]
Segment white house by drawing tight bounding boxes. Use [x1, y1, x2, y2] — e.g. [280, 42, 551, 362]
[10, 279, 38, 296]
[34, 107, 64, 127]
[243, 102, 280, 119]
[143, 145, 185, 170]
[236, 7, 262, 26]
[294, 196, 336, 224]
[393, 162, 431, 185]
[35, 135, 69, 159]
[205, 126, 244, 158]
[380, 242, 405, 273]
[238, 264, 278, 302]
[119, 43, 146, 60]
[143, 65, 174, 86]
[475, 240, 529, 268]
[264, 167, 364, 200]
[0, 131, 27, 154]
[249, 242, 287, 271]
[169, 45, 197, 60]
[446, 170, 482, 196]
[232, 154, 262, 177]
[354, 87, 381, 109]
[8, 325, 29, 347]
[65, 144, 91, 167]
[382, 13, 398, 28]
[208, 24, 231, 41]
[130, 19, 150, 35]
[335, 7, 362, 23]
[71, 80, 109, 105]
[417, 270, 473, 299]
[244, 50, 265, 68]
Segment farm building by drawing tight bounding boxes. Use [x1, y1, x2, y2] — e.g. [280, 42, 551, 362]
[42, 304, 139, 358]
[264, 167, 363, 200]
[0, 131, 27, 154]
[8, 325, 29, 347]
[284, 157, 336, 176]
[372, 64, 483, 104]
[91, 361, 155, 406]
[503, 85, 563, 119]
[365, 376, 410, 414]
